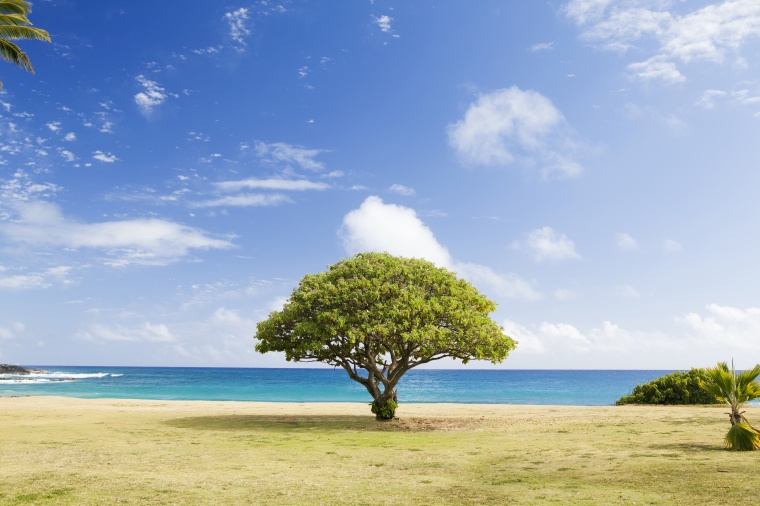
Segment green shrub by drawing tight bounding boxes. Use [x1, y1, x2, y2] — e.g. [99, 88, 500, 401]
[616, 369, 720, 405]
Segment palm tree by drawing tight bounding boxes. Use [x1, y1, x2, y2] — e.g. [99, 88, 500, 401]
[0, 0, 50, 89]
[700, 361, 760, 451]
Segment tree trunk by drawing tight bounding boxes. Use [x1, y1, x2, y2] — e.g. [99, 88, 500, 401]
[730, 405, 742, 426]
[371, 389, 398, 421]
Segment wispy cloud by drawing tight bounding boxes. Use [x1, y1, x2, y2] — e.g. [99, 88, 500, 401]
[92, 150, 118, 163]
[198, 177, 329, 208]
[247, 141, 327, 171]
[0, 201, 234, 267]
[134, 75, 169, 117]
[213, 178, 330, 192]
[447, 86, 583, 178]
[59, 149, 76, 162]
[528, 41, 555, 52]
[513, 226, 581, 262]
[192, 194, 291, 208]
[76, 322, 176, 343]
[0, 265, 71, 290]
[388, 184, 415, 196]
[615, 232, 639, 251]
[224, 7, 251, 49]
[564, 0, 760, 84]
[374, 14, 393, 32]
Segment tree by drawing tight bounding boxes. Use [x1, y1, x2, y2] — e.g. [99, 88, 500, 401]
[0, 0, 50, 89]
[255, 252, 516, 420]
[700, 361, 760, 451]
[616, 369, 719, 405]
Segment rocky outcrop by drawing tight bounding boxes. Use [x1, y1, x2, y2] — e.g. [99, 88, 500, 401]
[0, 364, 47, 375]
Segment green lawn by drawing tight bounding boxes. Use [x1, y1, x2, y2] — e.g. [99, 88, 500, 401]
[0, 398, 757, 505]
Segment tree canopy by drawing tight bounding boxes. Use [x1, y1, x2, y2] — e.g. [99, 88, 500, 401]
[616, 369, 719, 406]
[255, 252, 516, 419]
[0, 0, 50, 89]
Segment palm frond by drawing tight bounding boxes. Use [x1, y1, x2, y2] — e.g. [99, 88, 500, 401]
[0, 37, 31, 71]
[0, 1, 31, 16]
[0, 24, 50, 42]
[736, 364, 760, 402]
[0, 13, 31, 26]
[725, 423, 760, 451]
[700, 362, 733, 403]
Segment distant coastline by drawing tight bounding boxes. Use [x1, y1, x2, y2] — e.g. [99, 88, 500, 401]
[0, 364, 48, 376]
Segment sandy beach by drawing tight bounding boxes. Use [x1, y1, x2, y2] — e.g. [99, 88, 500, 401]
[1, 396, 757, 505]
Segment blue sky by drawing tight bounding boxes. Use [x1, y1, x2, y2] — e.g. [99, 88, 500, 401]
[2, 0, 760, 369]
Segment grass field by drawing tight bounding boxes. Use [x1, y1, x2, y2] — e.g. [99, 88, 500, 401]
[0, 397, 757, 505]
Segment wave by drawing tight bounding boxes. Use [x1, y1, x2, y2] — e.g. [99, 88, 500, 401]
[27, 372, 112, 379]
[0, 377, 75, 384]
[0, 371, 122, 383]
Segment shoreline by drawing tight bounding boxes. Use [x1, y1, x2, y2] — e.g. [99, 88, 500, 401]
[0, 394, 735, 415]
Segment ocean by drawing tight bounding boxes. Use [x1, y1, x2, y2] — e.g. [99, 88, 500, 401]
[0, 367, 672, 405]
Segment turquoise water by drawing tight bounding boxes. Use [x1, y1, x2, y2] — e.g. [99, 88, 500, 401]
[0, 367, 673, 405]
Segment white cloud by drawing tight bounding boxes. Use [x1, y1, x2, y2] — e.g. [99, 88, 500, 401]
[663, 238, 682, 252]
[676, 303, 760, 354]
[563, 0, 613, 25]
[388, 184, 415, 196]
[502, 319, 619, 356]
[224, 7, 251, 48]
[59, 149, 76, 162]
[626, 56, 685, 84]
[46, 121, 61, 132]
[92, 150, 118, 163]
[513, 226, 580, 262]
[627, 57, 686, 84]
[566, 0, 760, 83]
[505, 301, 760, 368]
[373, 15, 393, 33]
[250, 141, 326, 171]
[0, 170, 61, 202]
[447, 86, 583, 178]
[528, 41, 555, 52]
[134, 75, 169, 117]
[192, 194, 291, 208]
[0, 266, 71, 290]
[615, 232, 639, 251]
[0, 201, 233, 266]
[76, 322, 176, 343]
[339, 196, 540, 300]
[696, 88, 760, 111]
[213, 178, 330, 192]
[64, 132, 76, 142]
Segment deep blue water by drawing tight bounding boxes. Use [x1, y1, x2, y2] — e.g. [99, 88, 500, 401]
[0, 367, 673, 406]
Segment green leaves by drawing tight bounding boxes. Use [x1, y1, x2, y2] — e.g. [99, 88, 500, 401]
[700, 361, 760, 451]
[0, 0, 50, 89]
[254, 252, 516, 415]
[699, 361, 760, 408]
[725, 423, 760, 451]
[616, 369, 720, 405]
